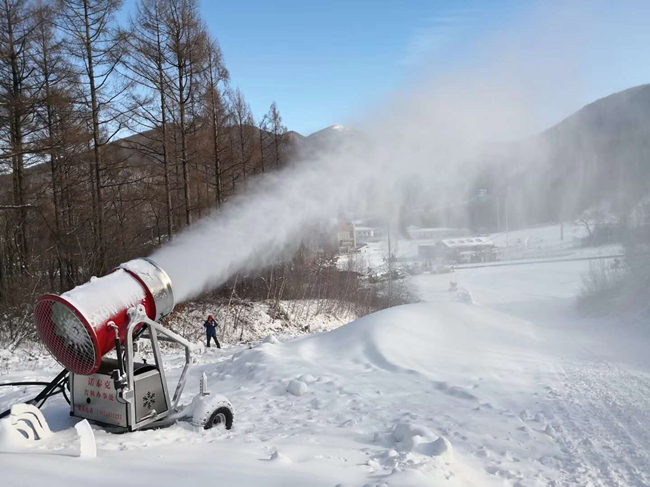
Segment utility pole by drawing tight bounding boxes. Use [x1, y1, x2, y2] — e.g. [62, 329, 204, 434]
[505, 192, 509, 247]
[496, 198, 501, 232]
[387, 221, 392, 307]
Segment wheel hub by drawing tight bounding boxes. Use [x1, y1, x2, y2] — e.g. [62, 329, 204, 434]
[212, 412, 226, 427]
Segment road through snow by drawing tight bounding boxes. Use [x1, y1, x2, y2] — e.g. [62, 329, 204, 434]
[2, 260, 650, 486]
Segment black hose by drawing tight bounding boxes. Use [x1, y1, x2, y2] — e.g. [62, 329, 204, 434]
[0, 368, 69, 419]
[35, 376, 70, 408]
[60, 385, 70, 406]
[0, 381, 53, 387]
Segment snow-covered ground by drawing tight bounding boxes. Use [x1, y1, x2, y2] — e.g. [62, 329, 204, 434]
[2, 258, 650, 486]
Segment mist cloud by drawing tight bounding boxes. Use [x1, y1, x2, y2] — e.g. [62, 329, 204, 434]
[151, 1, 643, 303]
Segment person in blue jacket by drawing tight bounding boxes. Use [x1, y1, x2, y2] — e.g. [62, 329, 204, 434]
[204, 315, 221, 348]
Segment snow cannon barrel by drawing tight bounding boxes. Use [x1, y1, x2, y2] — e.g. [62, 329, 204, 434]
[34, 258, 174, 376]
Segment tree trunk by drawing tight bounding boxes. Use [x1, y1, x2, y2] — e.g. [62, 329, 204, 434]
[210, 89, 222, 208]
[41, 33, 65, 289]
[5, 1, 29, 269]
[259, 126, 265, 174]
[239, 123, 247, 182]
[274, 130, 280, 167]
[156, 23, 173, 240]
[83, 0, 105, 273]
[177, 61, 191, 226]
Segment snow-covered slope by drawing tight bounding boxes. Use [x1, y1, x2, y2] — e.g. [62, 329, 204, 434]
[2, 259, 650, 486]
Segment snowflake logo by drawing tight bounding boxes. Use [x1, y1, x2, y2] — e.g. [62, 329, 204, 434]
[143, 391, 156, 409]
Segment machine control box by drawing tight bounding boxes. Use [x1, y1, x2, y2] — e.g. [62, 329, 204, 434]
[71, 358, 168, 429]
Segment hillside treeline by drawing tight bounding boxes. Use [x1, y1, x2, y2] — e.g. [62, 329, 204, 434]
[0, 0, 294, 312]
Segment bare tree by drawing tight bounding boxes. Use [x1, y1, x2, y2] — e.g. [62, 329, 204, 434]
[32, 0, 82, 288]
[203, 38, 228, 208]
[257, 113, 268, 173]
[576, 208, 605, 239]
[229, 87, 254, 181]
[0, 0, 36, 269]
[267, 101, 287, 168]
[0, 0, 315, 332]
[58, 0, 128, 274]
[184, 29, 207, 217]
[163, 0, 207, 226]
[126, 0, 175, 239]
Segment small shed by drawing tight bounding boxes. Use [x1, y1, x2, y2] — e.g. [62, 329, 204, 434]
[420, 237, 496, 264]
[354, 226, 376, 243]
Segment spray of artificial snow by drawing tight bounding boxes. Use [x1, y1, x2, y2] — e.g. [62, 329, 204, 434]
[151, 1, 638, 303]
[151, 80, 526, 303]
[152, 79, 522, 303]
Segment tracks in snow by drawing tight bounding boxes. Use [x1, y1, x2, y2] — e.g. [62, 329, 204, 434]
[546, 359, 650, 486]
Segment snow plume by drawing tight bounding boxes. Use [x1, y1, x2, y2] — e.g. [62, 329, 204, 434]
[151, 1, 639, 303]
[152, 141, 372, 303]
[152, 84, 506, 302]
[152, 79, 528, 303]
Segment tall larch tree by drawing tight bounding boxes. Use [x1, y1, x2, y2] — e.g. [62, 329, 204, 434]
[58, 0, 127, 274]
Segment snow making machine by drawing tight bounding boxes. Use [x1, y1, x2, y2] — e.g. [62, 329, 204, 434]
[2, 258, 233, 440]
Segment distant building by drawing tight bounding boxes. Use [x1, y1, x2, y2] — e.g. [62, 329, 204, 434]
[354, 226, 376, 243]
[407, 226, 468, 241]
[419, 237, 496, 264]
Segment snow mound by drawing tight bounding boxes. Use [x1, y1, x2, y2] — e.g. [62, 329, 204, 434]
[545, 425, 557, 438]
[390, 422, 452, 457]
[262, 334, 280, 344]
[298, 373, 317, 383]
[453, 287, 474, 304]
[218, 302, 538, 398]
[287, 379, 308, 396]
[392, 422, 434, 443]
[269, 450, 292, 464]
[0, 418, 27, 451]
[191, 302, 541, 485]
[421, 436, 453, 457]
[75, 419, 97, 458]
[519, 408, 533, 421]
[286, 302, 537, 384]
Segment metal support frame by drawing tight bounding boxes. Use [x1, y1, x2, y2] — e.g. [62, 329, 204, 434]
[117, 304, 195, 431]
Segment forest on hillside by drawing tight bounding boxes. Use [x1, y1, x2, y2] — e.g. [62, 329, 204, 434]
[0, 0, 416, 350]
[0, 0, 297, 311]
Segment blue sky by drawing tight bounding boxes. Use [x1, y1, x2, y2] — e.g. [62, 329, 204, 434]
[122, 0, 650, 136]
[200, 0, 523, 135]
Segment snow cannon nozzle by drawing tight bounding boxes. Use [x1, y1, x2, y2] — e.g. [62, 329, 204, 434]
[34, 258, 174, 376]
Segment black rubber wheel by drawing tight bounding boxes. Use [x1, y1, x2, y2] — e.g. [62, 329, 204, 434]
[205, 406, 234, 430]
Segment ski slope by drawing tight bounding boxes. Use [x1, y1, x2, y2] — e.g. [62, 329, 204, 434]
[2, 260, 650, 486]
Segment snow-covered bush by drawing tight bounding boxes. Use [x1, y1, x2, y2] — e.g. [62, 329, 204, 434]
[0, 303, 38, 352]
[579, 202, 650, 314]
[578, 259, 625, 308]
[163, 298, 359, 347]
[619, 216, 650, 312]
